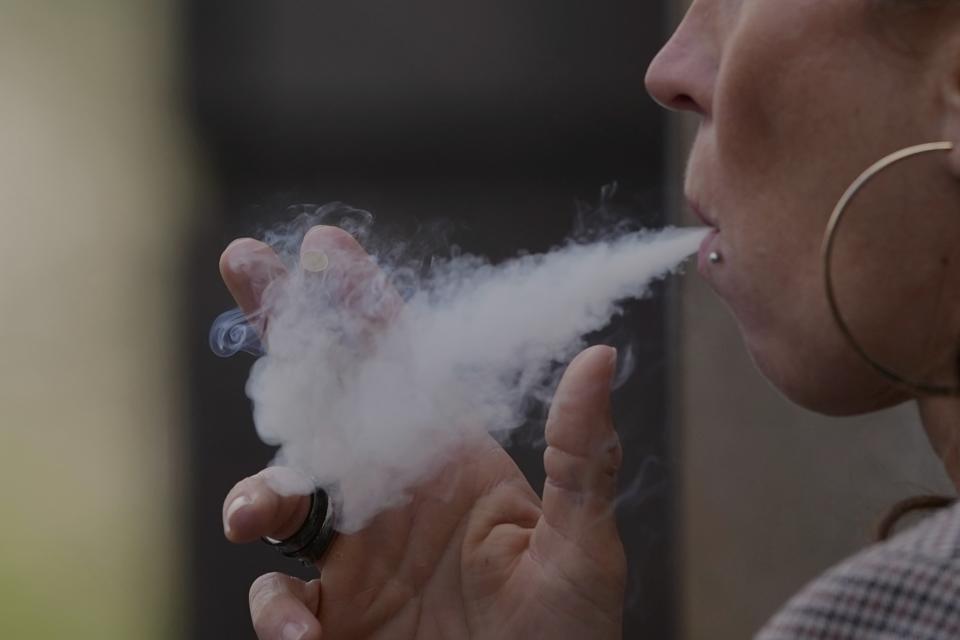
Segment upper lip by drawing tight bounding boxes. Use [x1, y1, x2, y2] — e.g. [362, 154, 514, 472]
[686, 197, 718, 229]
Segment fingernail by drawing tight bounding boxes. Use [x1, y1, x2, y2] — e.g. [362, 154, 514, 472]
[603, 346, 618, 373]
[606, 346, 619, 388]
[224, 495, 253, 535]
[301, 250, 330, 273]
[282, 622, 309, 640]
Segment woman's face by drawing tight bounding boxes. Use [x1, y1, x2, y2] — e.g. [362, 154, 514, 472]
[647, 0, 960, 415]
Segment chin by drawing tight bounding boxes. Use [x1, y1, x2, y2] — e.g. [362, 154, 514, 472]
[742, 331, 909, 418]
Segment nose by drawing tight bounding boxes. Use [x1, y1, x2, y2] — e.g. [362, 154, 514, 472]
[644, 10, 713, 117]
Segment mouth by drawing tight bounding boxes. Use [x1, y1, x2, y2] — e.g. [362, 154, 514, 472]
[686, 197, 718, 229]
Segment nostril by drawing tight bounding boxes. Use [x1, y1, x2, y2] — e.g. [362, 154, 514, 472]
[647, 77, 707, 115]
[647, 86, 704, 115]
[645, 61, 706, 116]
[671, 94, 700, 113]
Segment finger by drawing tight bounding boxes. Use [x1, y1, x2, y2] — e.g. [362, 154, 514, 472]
[220, 237, 288, 324]
[542, 345, 622, 539]
[249, 573, 322, 640]
[223, 468, 312, 544]
[299, 225, 403, 327]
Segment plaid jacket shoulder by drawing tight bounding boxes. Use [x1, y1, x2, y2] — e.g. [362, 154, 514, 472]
[756, 502, 960, 639]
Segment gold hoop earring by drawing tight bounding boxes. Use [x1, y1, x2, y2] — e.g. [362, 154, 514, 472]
[821, 141, 958, 396]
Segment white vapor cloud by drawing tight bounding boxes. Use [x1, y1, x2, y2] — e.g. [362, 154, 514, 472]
[217, 204, 707, 533]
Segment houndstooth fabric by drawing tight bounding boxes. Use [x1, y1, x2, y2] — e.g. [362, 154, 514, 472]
[756, 502, 960, 639]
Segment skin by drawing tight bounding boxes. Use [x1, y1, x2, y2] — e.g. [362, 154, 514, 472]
[222, 1, 960, 637]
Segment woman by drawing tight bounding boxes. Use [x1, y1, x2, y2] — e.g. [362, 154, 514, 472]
[219, 1, 960, 637]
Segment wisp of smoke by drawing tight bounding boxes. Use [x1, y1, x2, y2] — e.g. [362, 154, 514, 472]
[211, 203, 708, 533]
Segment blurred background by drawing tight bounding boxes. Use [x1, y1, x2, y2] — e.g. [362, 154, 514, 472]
[0, 1, 953, 639]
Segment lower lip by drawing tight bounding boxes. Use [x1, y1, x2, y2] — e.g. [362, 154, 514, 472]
[697, 229, 720, 272]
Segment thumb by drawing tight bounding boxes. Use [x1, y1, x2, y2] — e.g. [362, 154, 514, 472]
[249, 573, 322, 640]
[542, 345, 622, 540]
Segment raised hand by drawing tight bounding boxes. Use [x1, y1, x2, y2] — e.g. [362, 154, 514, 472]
[219, 226, 627, 640]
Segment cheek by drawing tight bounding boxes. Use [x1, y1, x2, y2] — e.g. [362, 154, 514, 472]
[711, 157, 960, 414]
[709, 2, 880, 203]
[696, 116, 916, 415]
[826, 163, 960, 387]
[703, 59, 847, 331]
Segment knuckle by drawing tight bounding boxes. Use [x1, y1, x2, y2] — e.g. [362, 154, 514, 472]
[544, 446, 583, 492]
[544, 442, 620, 495]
